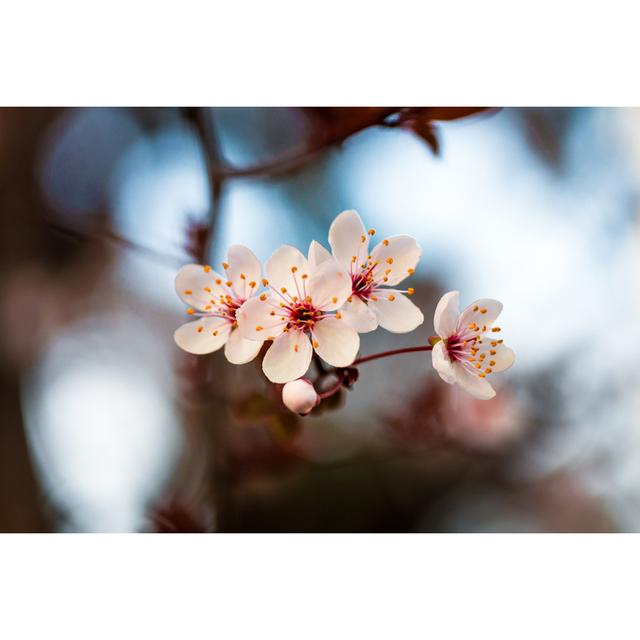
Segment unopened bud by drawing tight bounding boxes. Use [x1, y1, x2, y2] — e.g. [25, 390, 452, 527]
[282, 378, 319, 416]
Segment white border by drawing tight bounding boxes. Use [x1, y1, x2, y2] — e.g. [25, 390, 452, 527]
[0, 534, 636, 639]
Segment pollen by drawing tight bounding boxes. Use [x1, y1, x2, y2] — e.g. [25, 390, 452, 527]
[301, 274, 308, 279]
[336, 312, 342, 319]
[479, 373, 486, 378]
[347, 296, 353, 303]
[388, 294, 395, 301]
[204, 265, 211, 273]
[332, 296, 338, 303]
[475, 364, 482, 369]
[313, 339, 319, 348]
[386, 257, 394, 265]
[489, 360, 496, 366]
[281, 287, 287, 294]
[407, 268, 415, 275]
[360, 234, 366, 243]
[212, 330, 218, 336]
[205, 305, 212, 310]
[262, 279, 269, 286]
[270, 311, 275, 316]
[407, 288, 415, 295]
[368, 228, 376, 235]
[183, 289, 193, 295]
[291, 266, 298, 273]
[351, 255, 357, 263]
[215, 278, 222, 285]
[294, 344, 299, 352]
[255, 325, 264, 331]
[249, 281, 256, 288]
[490, 350, 496, 355]
[481, 308, 487, 314]
[473, 305, 479, 312]
[383, 239, 389, 246]
[485, 367, 493, 374]
[225, 281, 232, 287]
[186, 308, 195, 315]
[491, 327, 501, 333]
[204, 287, 212, 293]
[222, 262, 229, 270]
[260, 294, 267, 301]
[240, 273, 246, 280]
[371, 295, 378, 301]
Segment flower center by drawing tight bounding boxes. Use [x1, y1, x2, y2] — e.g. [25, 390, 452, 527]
[286, 299, 322, 331]
[445, 333, 477, 362]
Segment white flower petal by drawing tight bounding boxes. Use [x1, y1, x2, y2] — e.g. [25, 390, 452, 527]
[475, 341, 515, 374]
[453, 362, 496, 400]
[434, 291, 460, 338]
[262, 331, 312, 383]
[264, 245, 310, 295]
[224, 328, 263, 365]
[432, 340, 456, 383]
[340, 295, 379, 333]
[307, 259, 352, 311]
[312, 317, 360, 367]
[175, 264, 227, 311]
[458, 299, 503, 333]
[328, 209, 368, 269]
[225, 245, 261, 299]
[308, 240, 332, 269]
[174, 317, 231, 355]
[370, 235, 421, 286]
[236, 296, 285, 341]
[368, 292, 424, 334]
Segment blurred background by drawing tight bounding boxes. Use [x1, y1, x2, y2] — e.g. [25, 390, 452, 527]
[0, 106, 638, 532]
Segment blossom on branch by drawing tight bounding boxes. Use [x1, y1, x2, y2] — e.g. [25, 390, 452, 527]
[325, 209, 424, 333]
[174, 245, 265, 364]
[282, 378, 320, 415]
[431, 291, 515, 400]
[237, 243, 359, 383]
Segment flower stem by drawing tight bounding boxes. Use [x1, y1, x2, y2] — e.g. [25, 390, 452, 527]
[351, 345, 432, 367]
[317, 373, 348, 399]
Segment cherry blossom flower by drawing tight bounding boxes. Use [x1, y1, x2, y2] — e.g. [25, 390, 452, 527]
[237, 243, 359, 383]
[431, 291, 515, 400]
[323, 209, 424, 333]
[282, 378, 319, 415]
[174, 245, 265, 364]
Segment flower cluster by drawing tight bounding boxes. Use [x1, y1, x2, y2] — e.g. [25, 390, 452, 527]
[174, 209, 514, 408]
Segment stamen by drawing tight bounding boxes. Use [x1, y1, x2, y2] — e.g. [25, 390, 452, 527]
[407, 288, 414, 295]
[383, 239, 389, 246]
[260, 294, 267, 301]
[186, 308, 195, 315]
[222, 262, 229, 270]
[183, 289, 193, 295]
[204, 265, 211, 273]
[368, 228, 376, 235]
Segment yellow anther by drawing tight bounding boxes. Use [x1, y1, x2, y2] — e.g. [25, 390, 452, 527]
[267, 336, 275, 341]
[489, 360, 496, 366]
[255, 325, 264, 331]
[197, 325, 203, 333]
[222, 262, 229, 270]
[249, 281, 256, 288]
[383, 277, 388, 283]
[183, 289, 193, 295]
[259, 294, 267, 301]
[491, 341, 498, 347]
[332, 296, 338, 303]
[388, 294, 395, 301]
[385, 268, 392, 275]
[305, 296, 312, 302]
[270, 311, 275, 316]
[204, 287, 212, 293]
[204, 265, 211, 273]
[291, 266, 298, 273]
[215, 278, 222, 285]
[368, 228, 376, 235]
[481, 308, 487, 314]
[205, 305, 212, 310]
[294, 344, 299, 352]
[468, 322, 476, 330]
[212, 330, 218, 336]
[351, 255, 357, 263]
[407, 268, 415, 275]
[485, 367, 493, 374]
[281, 287, 287, 294]
[490, 350, 496, 355]
[479, 373, 486, 378]
[292, 296, 299, 302]
[473, 305, 479, 312]
[301, 273, 308, 279]
[186, 308, 195, 315]
[386, 257, 394, 265]
[491, 327, 501, 333]
[475, 364, 481, 369]
[240, 273, 246, 280]
[336, 312, 342, 319]
[407, 288, 415, 295]
[383, 239, 389, 246]
[347, 296, 353, 303]
[360, 234, 366, 243]
[225, 281, 233, 287]
[262, 279, 269, 286]
[313, 339, 319, 348]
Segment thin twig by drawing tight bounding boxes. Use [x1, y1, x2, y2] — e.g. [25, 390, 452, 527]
[352, 345, 433, 367]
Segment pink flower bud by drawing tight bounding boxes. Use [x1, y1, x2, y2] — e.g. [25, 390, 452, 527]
[282, 378, 319, 415]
